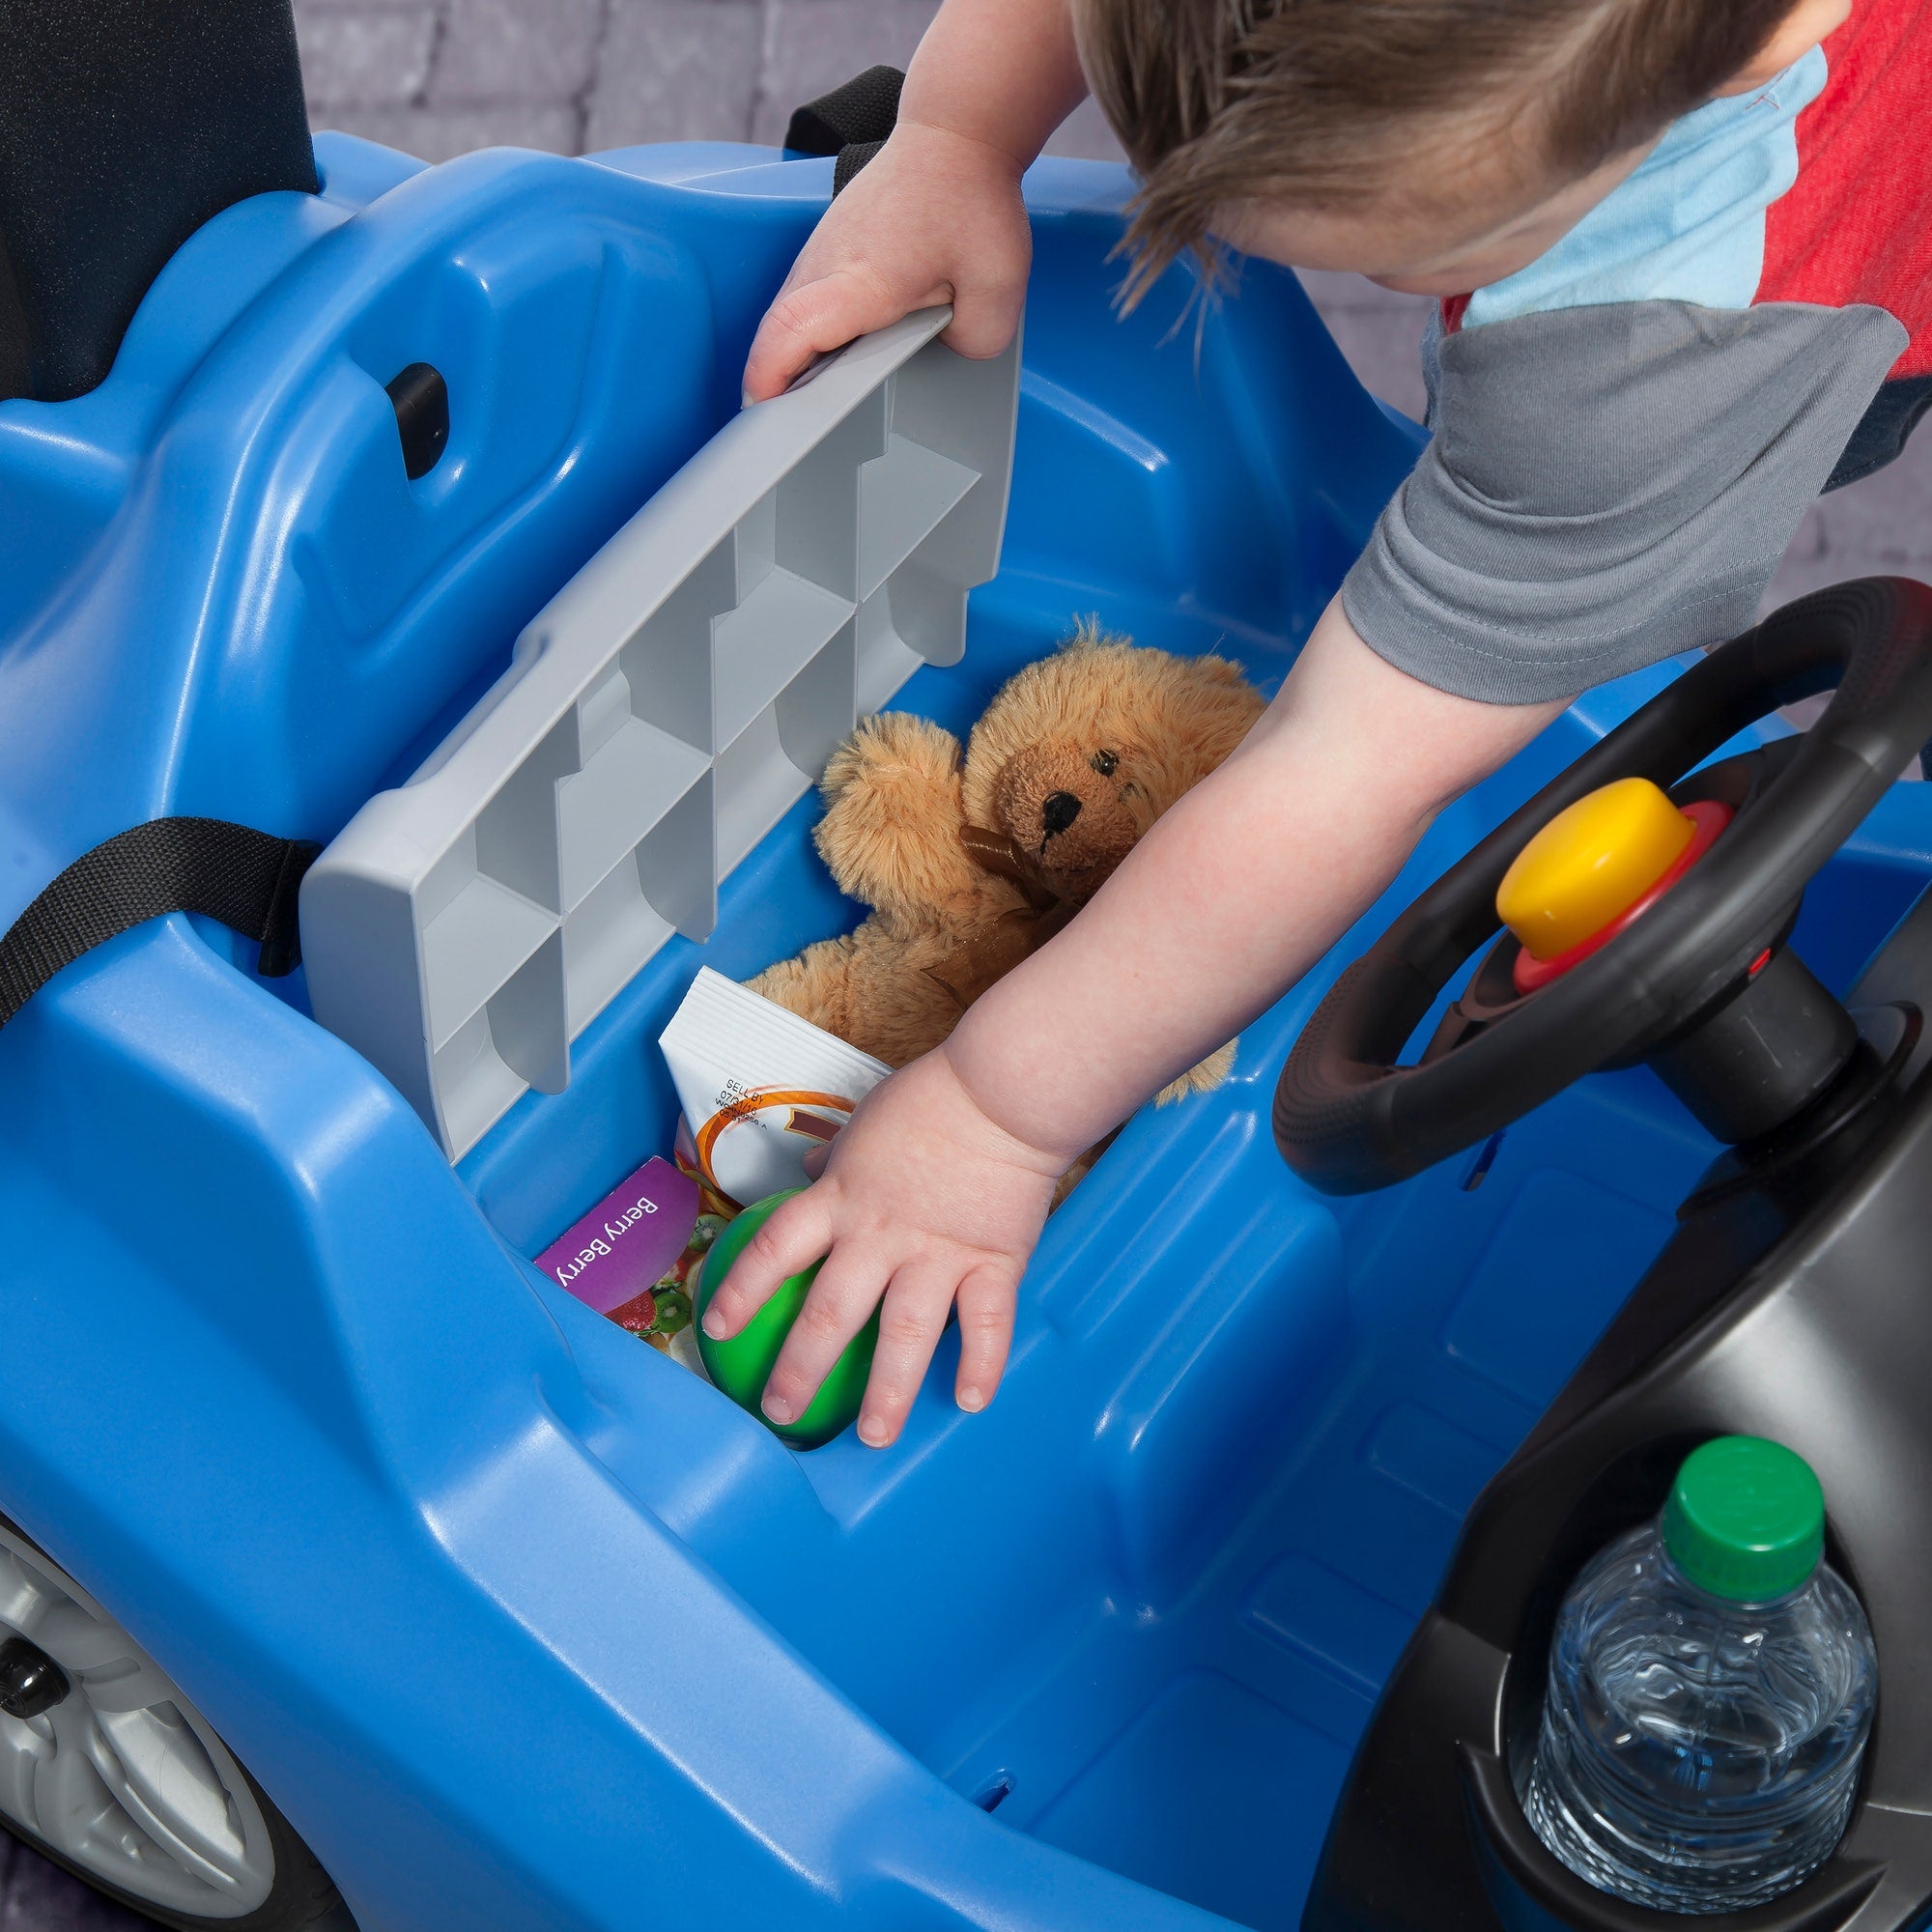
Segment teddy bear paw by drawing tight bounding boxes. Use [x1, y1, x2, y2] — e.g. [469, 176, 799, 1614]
[815, 712, 1012, 920]
[820, 710, 959, 802]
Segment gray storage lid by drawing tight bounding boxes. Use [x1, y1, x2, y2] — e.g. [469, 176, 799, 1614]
[300, 307, 1019, 1159]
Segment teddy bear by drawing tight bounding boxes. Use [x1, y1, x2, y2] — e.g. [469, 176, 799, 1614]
[748, 621, 1266, 1107]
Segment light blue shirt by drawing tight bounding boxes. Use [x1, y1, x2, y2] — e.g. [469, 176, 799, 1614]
[1464, 47, 1827, 327]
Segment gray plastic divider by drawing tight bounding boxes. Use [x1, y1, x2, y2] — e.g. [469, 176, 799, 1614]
[301, 308, 1020, 1160]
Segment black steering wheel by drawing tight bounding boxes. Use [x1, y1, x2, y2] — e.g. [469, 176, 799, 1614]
[1274, 578, 1932, 1195]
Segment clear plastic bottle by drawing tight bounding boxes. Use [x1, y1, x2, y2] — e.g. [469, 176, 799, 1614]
[1520, 1435, 1876, 1915]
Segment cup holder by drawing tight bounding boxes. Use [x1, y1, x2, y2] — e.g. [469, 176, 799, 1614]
[1461, 1746, 1884, 1932]
[1465, 1446, 1884, 1932]
[1300, 1021, 1932, 1932]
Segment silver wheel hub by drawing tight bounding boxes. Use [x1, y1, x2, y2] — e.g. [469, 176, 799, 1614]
[0, 1523, 274, 1918]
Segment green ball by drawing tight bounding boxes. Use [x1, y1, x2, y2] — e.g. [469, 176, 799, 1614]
[695, 1190, 877, 1449]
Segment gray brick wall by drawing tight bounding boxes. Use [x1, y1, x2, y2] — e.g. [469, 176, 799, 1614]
[293, 0, 1125, 158]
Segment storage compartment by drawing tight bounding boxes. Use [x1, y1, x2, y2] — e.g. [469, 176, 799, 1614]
[454, 561, 1747, 1927]
[299, 287, 1770, 1932]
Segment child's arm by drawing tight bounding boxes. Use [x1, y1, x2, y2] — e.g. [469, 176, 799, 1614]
[741, 0, 1087, 401]
[702, 598, 1572, 1444]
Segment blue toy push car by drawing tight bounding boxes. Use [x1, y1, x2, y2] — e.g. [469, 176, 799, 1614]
[5, 12, 1932, 1932]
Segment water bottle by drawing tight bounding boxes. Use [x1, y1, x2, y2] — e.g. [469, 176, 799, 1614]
[1521, 1435, 1876, 1915]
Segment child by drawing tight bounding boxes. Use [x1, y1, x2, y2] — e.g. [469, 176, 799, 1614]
[704, 0, 1932, 1446]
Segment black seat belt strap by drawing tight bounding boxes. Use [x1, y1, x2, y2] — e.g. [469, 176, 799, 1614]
[0, 818, 320, 1031]
[784, 67, 903, 196]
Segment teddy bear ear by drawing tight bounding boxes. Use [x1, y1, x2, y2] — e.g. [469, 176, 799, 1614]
[1062, 613, 1127, 653]
[1191, 651, 1253, 687]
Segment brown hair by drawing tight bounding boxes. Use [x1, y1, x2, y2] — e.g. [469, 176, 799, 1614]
[1076, 0, 1798, 305]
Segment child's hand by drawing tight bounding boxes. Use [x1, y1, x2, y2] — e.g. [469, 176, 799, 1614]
[742, 120, 1032, 403]
[700, 1044, 1065, 1446]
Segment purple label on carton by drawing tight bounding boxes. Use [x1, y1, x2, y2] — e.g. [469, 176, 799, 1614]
[535, 1156, 700, 1315]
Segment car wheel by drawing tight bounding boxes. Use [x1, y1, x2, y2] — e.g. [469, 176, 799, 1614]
[0, 1516, 340, 1929]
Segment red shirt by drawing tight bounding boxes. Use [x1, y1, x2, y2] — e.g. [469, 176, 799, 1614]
[1761, 0, 1932, 377]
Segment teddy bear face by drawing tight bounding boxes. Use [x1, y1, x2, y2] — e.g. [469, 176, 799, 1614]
[753, 624, 1268, 1085]
[961, 629, 1267, 906]
[990, 738, 1148, 902]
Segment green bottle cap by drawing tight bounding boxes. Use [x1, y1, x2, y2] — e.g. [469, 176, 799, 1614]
[1661, 1435, 1825, 1603]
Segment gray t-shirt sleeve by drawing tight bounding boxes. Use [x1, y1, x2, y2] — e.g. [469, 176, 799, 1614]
[1341, 299, 1907, 705]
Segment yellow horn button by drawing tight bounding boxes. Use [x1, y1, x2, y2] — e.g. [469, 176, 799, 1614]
[1497, 777, 1695, 962]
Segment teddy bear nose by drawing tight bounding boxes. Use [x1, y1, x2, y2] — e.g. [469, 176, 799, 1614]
[1041, 791, 1083, 837]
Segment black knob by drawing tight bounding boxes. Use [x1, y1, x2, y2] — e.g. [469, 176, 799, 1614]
[385, 362, 450, 480]
[1041, 791, 1082, 836]
[0, 1636, 69, 1719]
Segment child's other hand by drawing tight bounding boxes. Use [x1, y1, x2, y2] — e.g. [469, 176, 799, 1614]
[699, 1045, 1064, 1446]
[741, 121, 1031, 403]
